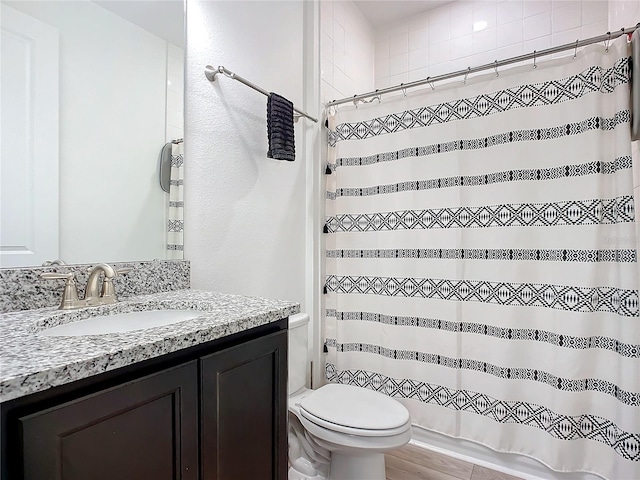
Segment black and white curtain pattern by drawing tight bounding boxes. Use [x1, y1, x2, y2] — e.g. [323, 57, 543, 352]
[167, 142, 184, 259]
[324, 37, 639, 479]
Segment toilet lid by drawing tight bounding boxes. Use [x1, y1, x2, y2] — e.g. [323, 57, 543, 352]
[299, 384, 410, 432]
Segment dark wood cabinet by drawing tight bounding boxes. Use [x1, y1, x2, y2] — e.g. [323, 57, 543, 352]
[201, 330, 287, 480]
[20, 362, 198, 480]
[1, 319, 288, 480]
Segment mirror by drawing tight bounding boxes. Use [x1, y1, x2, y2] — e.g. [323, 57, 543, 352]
[0, 0, 184, 268]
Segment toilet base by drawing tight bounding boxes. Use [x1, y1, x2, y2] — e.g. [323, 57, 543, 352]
[288, 465, 326, 480]
[328, 452, 386, 480]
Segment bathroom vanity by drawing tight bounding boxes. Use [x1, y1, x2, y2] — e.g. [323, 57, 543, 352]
[0, 290, 299, 480]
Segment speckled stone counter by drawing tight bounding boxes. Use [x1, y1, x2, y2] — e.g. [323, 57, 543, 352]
[0, 260, 190, 313]
[0, 289, 300, 403]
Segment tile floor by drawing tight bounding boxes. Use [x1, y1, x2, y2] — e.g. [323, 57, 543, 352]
[385, 443, 523, 480]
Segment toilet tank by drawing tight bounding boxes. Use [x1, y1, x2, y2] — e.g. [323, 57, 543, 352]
[288, 313, 310, 395]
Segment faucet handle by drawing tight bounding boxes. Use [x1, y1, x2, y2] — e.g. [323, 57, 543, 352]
[40, 272, 81, 310]
[100, 267, 131, 300]
[41, 259, 67, 267]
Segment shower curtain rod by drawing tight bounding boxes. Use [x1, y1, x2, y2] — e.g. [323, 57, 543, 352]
[327, 23, 639, 107]
[204, 65, 318, 123]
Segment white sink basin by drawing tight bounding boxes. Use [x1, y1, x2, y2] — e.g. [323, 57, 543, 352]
[38, 310, 201, 337]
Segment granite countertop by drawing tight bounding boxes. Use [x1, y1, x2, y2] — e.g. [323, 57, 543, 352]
[0, 289, 300, 403]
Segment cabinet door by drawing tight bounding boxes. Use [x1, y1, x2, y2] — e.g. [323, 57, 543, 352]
[19, 361, 198, 480]
[201, 329, 287, 480]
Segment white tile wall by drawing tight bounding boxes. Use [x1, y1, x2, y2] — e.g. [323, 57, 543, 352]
[498, 1, 523, 25]
[497, 19, 522, 47]
[523, 11, 552, 40]
[372, 0, 638, 90]
[524, 1, 551, 18]
[608, 0, 640, 31]
[320, 0, 375, 104]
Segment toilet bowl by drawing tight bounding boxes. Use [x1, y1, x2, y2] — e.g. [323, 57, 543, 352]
[288, 314, 411, 480]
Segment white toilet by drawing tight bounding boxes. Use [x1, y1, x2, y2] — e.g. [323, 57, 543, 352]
[288, 313, 412, 480]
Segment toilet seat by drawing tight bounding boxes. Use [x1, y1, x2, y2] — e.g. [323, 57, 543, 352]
[300, 409, 412, 437]
[299, 384, 411, 437]
[298, 411, 412, 454]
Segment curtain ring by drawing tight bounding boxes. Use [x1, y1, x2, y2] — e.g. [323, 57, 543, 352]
[463, 67, 470, 85]
[533, 50, 537, 69]
[494, 60, 499, 77]
[427, 77, 435, 90]
[357, 91, 381, 105]
[573, 39, 579, 59]
[401, 83, 407, 97]
[605, 32, 611, 52]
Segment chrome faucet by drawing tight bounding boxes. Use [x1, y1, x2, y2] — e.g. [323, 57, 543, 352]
[41, 263, 131, 310]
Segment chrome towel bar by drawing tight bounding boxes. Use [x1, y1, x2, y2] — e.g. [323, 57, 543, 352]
[205, 65, 318, 123]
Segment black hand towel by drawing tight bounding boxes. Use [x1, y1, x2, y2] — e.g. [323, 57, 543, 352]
[267, 92, 295, 161]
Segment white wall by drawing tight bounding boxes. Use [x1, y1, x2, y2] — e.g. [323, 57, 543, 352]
[373, 0, 621, 88]
[184, 0, 308, 307]
[166, 43, 185, 143]
[3, 0, 172, 264]
[608, 0, 640, 32]
[320, 0, 375, 103]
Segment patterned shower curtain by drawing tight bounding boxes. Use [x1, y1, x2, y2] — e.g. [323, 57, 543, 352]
[167, 142, 184, 259]
[324, 37, 639, 479]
